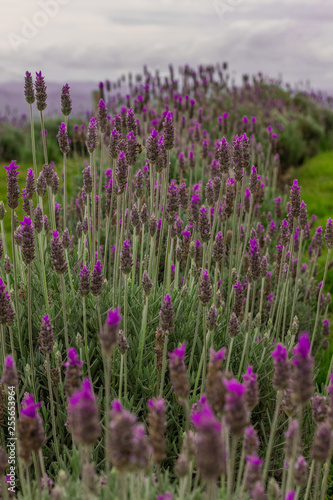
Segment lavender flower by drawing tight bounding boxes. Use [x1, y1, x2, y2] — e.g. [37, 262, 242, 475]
[82, 165, 93, 195]
[25, 168, 35, 200]
[248, 238, 261, 282]
[4, 161, 20, 209]
[120, 240, 133, 275]
[0, 278, 14, 326]
[97, 99, 108, 133]
[290, 179, 301, 218]
[35, 71, 47, 111]
[39, 314, 55, 354]
[191, 396, 226, 479]
[163, 112, 175, 150]
[116, 151, 128, 194]
[245, 453, 263, 493]
[168, 343, 190, 402]
[224, 379, 248, 436]
[1, 355, 19, 387]
[24, 71, 35, 104]
[85, 117, 98, 154]
[126, 108, 137, 135]
[243, 366, 259, 410]
[271, 344, 290, 390]
[146, 128, 159, 165]
[78, 266, 90, 297]
[159, 294, 174, 333]
[50, 230, 67, 274]
[57, 122, 70, 155]
[198, 269, 213, 306]
[98, 308, 121, 357]
[325, 218, 333, 249]
[311, 422, 332, 462]
[61, 83, 72, 116]
[147, 397, 166, 463]
[91, 260, 104, 296]
[68, 378, 101, 445]
[109, 400, 151, 471]
[291, 333, 313, 405]
[20, 216, 35, 264]
[198, 206, 211, 243]
[64, 348, 83, 398]
[18, 394, 45, 464]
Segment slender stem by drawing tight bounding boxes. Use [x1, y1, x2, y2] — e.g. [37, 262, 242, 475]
[27, 264, 36, 398]
[320, 459, 330, 500]
[46, 354, 60, 462]
[304, 460, 315, 500]
[138, 297, 149, 374]
[139, 224, 145, 283]
[29, 104, 37, 178]
[225, 337, 234, 372]
[227, 436, 238, 499]
[188, 303, 202, 373]
[104, 356, 110, 473]
[38, 233, 49, 312]
[63, 152, 67, 230]
[263, 391, 283, 483]
[159, 334, 169, 397]
[11, 211, 22, 355]
[60, 274, 69, 350]
[96, 296, 103, 332]
[201, 306, 208, 395]
[311, 248, 331, 351]
[119, 354, 124, 401]
[123, 275, 128, 400]
[1, 325, 5, 369]
[83, 296, 92, 381]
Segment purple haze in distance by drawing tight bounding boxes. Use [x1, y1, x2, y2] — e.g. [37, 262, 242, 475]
[0, 81, 98, 118]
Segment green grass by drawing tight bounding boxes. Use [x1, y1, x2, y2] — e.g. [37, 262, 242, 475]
[291, 151, 333, 384]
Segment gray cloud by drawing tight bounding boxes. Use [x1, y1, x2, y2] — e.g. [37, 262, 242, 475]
[0, 0, 332, 93]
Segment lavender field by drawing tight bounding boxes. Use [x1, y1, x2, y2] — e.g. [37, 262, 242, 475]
[0, 63, 332, 500]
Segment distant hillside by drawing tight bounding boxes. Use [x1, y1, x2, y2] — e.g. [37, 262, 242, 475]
[0, 80, 97, 118]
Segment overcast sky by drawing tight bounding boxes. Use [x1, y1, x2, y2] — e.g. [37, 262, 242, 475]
[0, 0, 332, 92]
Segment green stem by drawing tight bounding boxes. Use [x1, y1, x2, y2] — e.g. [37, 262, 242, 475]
[138, 297, 149, 374]
[311, 248, 331, 351]
[159, 334, 169, 398]
[304, 460, 315, 500]
[63, 152, 67, 230]
[11, 211, 22, 355]
[46, 354, 60, 462]
[104, 356, 111, 473]
[30, 104, 37, 178]
[60, 274, 69, 350]
[263, 391, 283, 483]
[83, 296, 92, 381]
[188, 303, 202, 373]
[28, 264, 36, 398]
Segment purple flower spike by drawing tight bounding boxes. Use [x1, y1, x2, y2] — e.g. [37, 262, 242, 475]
[20, 394, 42, 419]
[191, 396, 226, 479]
[169, 343, 186, 362]
[99, 308, 121, 357]
[1, 354, 19, 387]
[242, 366, 259, 410]
[64, 348, 83, 368]
[292, 333, 313, 405]
[4, 160, 20, 210]
[272, 343, 290, 390]
[68, 378, 101, 445]
[224, 379, 248, 436]
[284, 492, 295, 500]
[107, 308, 121, 329]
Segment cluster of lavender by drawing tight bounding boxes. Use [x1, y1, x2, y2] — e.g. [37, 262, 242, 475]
[0, 63, 331, 498]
